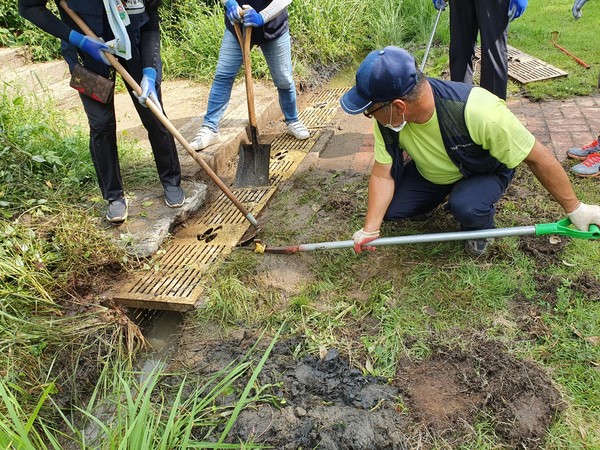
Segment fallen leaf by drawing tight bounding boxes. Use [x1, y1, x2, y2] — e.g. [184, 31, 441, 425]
[584, 336, 600, 346]
[142, 200, 154, 207]
[365, 358, 374, 374]
[549, 236, 561, 245]
[319, 345, 327, 360]
[562, 260, 576, 267]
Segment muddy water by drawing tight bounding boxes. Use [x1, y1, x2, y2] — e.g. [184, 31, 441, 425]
[136, 310, 183, 382]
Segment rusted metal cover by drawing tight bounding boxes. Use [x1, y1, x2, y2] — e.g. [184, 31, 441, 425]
[475, 45, 567, 84]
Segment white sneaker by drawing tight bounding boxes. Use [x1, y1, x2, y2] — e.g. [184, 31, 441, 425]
[287, 121, 310, 140]
[190, 127, 220, 151]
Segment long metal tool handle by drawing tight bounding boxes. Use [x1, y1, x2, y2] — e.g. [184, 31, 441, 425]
[59, 1, 259, 229]
[259, 218, 600, 254]
[420, 7, 443, 72]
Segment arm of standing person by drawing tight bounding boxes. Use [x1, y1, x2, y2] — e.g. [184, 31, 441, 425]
[222, 0, 242, 23]
[241, 0, 292, 27]
[353, 161, 395, 253]
[524, 139, 600, 229]
[137, 1, 162, 112]
[18, 0, 113, 65]
[508, 0, 528, 21]
[572, 0, 590, 19]
[431, 0, 447, 11]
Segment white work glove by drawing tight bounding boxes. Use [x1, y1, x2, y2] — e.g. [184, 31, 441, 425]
[352, 228, 380, 254]
[572, 0, 589, 19]
[567, 202, 600, 230]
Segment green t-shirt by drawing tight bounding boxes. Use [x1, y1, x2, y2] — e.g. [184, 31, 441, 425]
[373, 86, 536, 185]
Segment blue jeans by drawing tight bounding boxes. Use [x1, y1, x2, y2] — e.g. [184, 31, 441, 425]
[203, 29, 298, 132]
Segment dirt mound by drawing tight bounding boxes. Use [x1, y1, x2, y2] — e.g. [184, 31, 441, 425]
[232, 346, 408, 449]
[395, 339, 565, 448]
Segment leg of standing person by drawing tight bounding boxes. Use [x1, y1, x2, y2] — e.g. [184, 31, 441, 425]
[80, 92, 123, 203]
[475, 0, 510, 100]
[190, 29, 243, 150]
[261, 31, 309, 140]
[449, 0, 479, 86]
[121, 56, 182, 205]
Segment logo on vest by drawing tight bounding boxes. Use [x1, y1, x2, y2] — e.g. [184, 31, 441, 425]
[125, 0, 145, 14]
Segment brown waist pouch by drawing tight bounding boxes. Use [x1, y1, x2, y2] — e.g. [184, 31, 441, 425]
[69, 64, 115, 103]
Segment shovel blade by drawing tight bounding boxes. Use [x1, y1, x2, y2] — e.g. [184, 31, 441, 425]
[233, 142, 271, 188]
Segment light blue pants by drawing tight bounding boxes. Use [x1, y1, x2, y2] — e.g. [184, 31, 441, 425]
[203, 29, 298, 132]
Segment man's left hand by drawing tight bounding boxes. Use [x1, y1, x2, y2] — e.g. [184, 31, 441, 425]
[508, 0, 528, 21]
[138, 67, 162, 113]
[567, 202, 600, 230]
[242, 5, 265, 27]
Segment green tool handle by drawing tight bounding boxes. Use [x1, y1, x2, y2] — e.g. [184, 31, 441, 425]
[535, 217, 600, 239]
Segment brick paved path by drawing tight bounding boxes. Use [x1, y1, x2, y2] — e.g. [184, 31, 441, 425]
[310, 94, 600, 173]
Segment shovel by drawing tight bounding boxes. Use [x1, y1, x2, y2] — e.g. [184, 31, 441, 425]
[59, 1, 260, 229]
[232, 22, 271, 188]
[249, 218, 600, 254]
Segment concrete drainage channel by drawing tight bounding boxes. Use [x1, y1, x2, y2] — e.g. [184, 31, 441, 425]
[113, 88, 347, 312]
[123, 88, 347, 377]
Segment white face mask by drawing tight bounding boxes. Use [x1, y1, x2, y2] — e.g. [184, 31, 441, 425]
[384, 107, 406, 132]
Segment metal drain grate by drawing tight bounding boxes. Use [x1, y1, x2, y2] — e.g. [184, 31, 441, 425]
[113, 89, 343, 310]
[113, 242, 228, 310]
[475, 45, 567, 84]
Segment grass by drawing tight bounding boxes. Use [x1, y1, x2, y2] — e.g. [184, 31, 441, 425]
[1, 0, 599, 447]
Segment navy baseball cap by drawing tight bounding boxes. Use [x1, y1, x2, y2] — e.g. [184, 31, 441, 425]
[340, 46, 418, 115]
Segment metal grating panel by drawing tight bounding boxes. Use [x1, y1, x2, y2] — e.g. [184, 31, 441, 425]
[113, 242, 230, 311]
[299, 107, 338, 129]
[194, 186, 276, 225]
[113, 89, 343, 311]
[270, 132, 316, 152]
[475, 45, 567, 84]
[309, 88, 348, 105]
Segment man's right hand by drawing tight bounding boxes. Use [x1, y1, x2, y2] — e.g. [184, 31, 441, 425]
[432, 0, 446, 10]
[68, 30, 113, 66]
[572, 0, 589, 19]
[352, 228, 380, 254]
[225, 0, 242, 23]
[567, 202, 600, 230]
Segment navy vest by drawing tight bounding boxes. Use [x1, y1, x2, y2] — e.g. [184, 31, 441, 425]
[379, 78, 512, 185]
[224, 0, 289, 46]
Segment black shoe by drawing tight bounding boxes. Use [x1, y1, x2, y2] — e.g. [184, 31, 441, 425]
[106, 197, 128, 223]
[464, 238, 494, 257]
[164, 185, 185, 208]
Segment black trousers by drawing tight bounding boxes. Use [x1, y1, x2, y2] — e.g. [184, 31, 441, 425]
[79, 61, 181, 202]
[449, 0, 510, 100]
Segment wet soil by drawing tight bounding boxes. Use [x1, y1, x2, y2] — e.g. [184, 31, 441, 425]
[172, 332, 565, 449]
[395, 339, 565, 449]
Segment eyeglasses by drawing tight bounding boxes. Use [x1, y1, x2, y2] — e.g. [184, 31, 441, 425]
[363, 101, 391, 118]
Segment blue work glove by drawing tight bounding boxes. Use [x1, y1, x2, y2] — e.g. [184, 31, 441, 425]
[68, 30, 113, 66]
[431, 0, 446, 11]
[572, 0, 589, 19]
[137, 67, 162, 113]
[508, 0, 528, 21]
[224, 0, 242, 23]
[242, 5, 265, 27]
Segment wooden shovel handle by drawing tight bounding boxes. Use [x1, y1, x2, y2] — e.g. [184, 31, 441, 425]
[59, 0, 259, 229]
[233, 22, 257, 129]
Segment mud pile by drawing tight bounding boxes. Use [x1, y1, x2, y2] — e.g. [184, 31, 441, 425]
[395, 339, 565, 448]
[232, 347, 408, 450]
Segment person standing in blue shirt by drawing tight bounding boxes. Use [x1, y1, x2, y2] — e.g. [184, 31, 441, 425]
[190, 0, 309, 151]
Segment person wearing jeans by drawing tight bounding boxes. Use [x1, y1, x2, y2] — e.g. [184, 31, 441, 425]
[190, 0, 309, 151]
